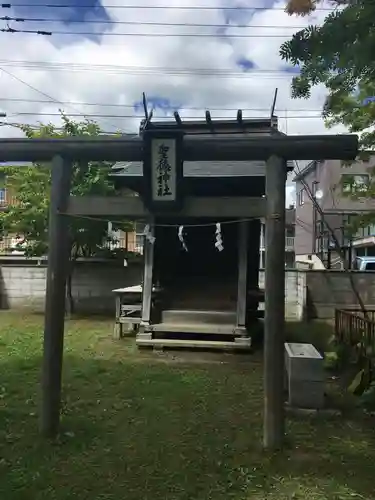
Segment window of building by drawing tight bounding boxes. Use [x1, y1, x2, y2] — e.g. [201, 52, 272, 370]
[135, 222, 145, 254]
[315, 219, 324, 240]
[352, 223, 375, 240]
[315, 238, 322, 253]
[298, 188, 306, 206]
[135, 222, 145, 236]
[0, 188, 6, 204]
[341, 174, 369, 194]
[135, 233, 144, 251]
[328, 235, 336, 248]
[286, 227, 294, 237]
[344, 214, 355, 226]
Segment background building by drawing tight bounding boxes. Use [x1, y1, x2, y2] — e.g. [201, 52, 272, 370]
[294, 156, 375, 268]
[259, 206, 295, 268]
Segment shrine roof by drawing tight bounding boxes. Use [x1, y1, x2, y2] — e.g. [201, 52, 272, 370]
[110, 121, 293, 177]
[110, 159, 294, 178]
[111, 160, 269, 178]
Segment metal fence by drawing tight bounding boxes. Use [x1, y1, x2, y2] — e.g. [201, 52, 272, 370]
[335, 308, 375, 348]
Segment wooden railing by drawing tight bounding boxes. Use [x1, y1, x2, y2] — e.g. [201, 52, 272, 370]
[335, 308, 375, 348]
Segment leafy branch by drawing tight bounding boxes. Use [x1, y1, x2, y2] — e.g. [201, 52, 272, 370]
[0, 113, 134, 314]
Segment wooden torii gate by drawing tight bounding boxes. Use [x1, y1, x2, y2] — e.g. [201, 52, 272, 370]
[0, 131, 358, 450]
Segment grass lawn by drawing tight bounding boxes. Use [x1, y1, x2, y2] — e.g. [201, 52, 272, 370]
[1, 312, 375, 500]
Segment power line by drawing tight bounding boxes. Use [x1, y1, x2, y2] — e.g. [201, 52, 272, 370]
[6, 111, 324, 119]
[0, 66, 129, 131]
[0, 97, 324, 112]
[0, 29, 317, 38]
[1, 27, 52, 34]
[0, 69, 148, 180]
[0, 3, 335, 11]
[0, 66, 79, 109]
[0, 16, 311, 29]
[0, 59, 302, 78]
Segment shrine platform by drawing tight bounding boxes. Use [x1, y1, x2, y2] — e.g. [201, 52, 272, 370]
[136, 309, 252, 351]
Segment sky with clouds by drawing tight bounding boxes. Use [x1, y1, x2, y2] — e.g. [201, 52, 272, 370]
[0, 0, 347, 205]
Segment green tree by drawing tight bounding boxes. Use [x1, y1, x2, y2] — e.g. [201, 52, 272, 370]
[284, 0, 348, 17]
[280, 0, 375, 150]
[280, 0, 375, 232]
[0, 115, 131, 314]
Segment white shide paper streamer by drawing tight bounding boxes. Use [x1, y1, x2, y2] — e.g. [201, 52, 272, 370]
[178, 225, 188, 252]
[215, 222, 224, 251]
[143, 224, 156, 244]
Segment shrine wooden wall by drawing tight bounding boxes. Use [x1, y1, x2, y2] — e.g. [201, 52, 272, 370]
[153, 218, 260, 311]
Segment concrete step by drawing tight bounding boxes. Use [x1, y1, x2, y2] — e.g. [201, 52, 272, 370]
[136, 337, 251, 351]
[150, 322, 235, 335]
[161, 309, 236, 325]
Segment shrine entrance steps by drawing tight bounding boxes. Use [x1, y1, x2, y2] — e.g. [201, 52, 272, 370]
[136, 309, 251, 351]
[163, 309, 236, 326]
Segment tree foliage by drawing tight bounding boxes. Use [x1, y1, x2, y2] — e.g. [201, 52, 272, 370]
[285, 0, 350, 16]
[280, 0, 375, 150]
[281, 0, 375, 234]
[0, 115, 133, 311]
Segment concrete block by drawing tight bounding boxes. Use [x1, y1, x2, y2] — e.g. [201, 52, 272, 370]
[285, 342, 324, 382]
[32, 281, 46, 292]
[19, 285, 34, 296]
[288, 380, 325, 409]
[285, 342, 325, 409]
[30, 272, 46, 280]
[13, 268, 33, 279]
[30, 288, 45, 297]
[0, 260, 141, 314]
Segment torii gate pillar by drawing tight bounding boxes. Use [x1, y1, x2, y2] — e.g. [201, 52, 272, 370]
[263, 155, 287, 450]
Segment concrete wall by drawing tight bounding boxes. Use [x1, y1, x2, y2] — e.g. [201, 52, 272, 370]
[305, 270, 375, 319]
[0, 261, 307, 320]
[259, 270, 306, 321]
[1, 259, 374, 322]
[0, 259, 143, 314]
[260, 269, 375, 321]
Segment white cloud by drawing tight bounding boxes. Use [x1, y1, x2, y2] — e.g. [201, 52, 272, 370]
[0, 0, 348, 187]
